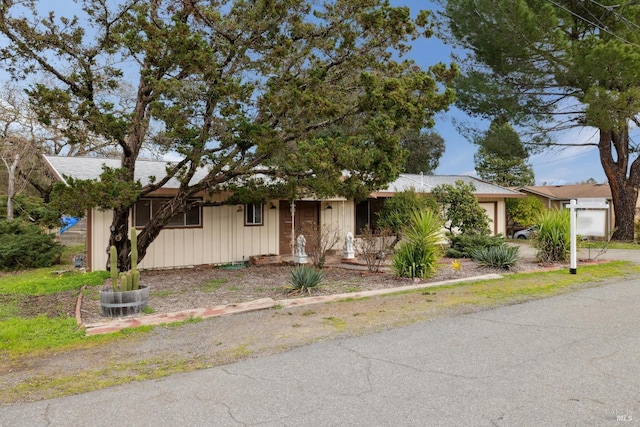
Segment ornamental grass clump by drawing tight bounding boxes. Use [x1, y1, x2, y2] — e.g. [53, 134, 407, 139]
[391, 209, 443, 279]
[469, 245, 520, 270]
[533, 209, 570, 264]
[287, 265, 324, 295]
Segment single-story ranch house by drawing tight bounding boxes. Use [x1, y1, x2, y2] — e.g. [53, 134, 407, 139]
[44, 155, 524, 272]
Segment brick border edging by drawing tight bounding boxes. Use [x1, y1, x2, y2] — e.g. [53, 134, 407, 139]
[83, 273, 503, 336]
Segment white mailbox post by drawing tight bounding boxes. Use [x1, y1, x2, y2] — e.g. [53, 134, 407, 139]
[566, 198, 609, 274]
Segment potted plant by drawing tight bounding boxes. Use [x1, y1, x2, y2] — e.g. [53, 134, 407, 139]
[99, 227, 149, 317]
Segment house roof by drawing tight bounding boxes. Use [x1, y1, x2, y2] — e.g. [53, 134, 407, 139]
[373, 174, 524, 198]
[44, 155, 522, 198]
[43, 155, 210, 188]
[520, 184, 611, 200]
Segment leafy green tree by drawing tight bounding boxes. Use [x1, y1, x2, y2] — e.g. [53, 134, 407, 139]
[0, 0, 456, 268]
[401, 130, 445, 174]
[432, 180, 490, 235]
[506, 196, 545, 237]
[473, 119, 535, 187]
[376, 188, 439, 248]
[440, 0, 640, 240]
[0, 194, 62, 228]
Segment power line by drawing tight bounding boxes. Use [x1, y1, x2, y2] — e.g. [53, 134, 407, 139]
[529, 147, 597, 167]
[590, 0, 640, 34]
[545, 0, 640, 48]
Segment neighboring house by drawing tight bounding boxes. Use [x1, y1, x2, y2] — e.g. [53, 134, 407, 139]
[44, 156, 523, 271]
[519, 184, 619, 237]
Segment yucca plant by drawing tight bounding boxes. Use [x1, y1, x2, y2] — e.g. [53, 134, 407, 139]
[287, 265, 324, 295]
[469, 245, 520, 270]
[533, 209, 570, 264]
[391, 209, 443, 279]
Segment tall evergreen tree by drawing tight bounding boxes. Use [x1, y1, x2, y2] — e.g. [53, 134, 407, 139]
[401, 130, 445, 174]
[473, 119, 534, 187]
[440, 0, 640, 240]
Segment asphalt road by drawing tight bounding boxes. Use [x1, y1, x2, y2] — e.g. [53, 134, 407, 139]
[2, 274, 639, 426]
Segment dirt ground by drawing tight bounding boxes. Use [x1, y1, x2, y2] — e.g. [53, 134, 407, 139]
[81, 257, 523, 324]
[1, 255, 553, 405]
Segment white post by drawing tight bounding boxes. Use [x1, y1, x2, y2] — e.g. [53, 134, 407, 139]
[290, 200, 296, 256]
[569, 199, 577, 274]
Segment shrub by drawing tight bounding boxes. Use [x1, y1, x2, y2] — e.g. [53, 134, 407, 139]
[287, 266, 324, 295]
[376, 189, 439, 249]
[446, 233, 506, 258]
[355, 225, 392, 273]
[533, 209, 570, 263]
[469, 245, 520, 270]
[0, 195, 62, 228]
[0, 220, 62, 270]
[297, 221, 340, 269]
[391, 209, 443, 279]
[432, 180, 491, 235]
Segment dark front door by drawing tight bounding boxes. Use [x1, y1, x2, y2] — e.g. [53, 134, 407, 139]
[278, 201, 320, 255]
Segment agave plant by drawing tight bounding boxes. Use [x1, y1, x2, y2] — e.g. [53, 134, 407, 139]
[469, 245, 520, 270]
[287, 266, 324, 295]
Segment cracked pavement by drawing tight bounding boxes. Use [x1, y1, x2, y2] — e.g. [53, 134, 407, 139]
[1, 277, 639, 426]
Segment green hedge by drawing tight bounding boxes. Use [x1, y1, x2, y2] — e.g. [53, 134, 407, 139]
[0, 220, 63, 270]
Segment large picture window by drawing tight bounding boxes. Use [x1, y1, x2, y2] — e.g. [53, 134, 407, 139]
[355, 198, 385, 235]
[134, 198, 201, 228]
[245, 203, 263, 226]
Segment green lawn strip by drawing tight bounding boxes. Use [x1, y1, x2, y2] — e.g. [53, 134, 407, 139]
[0, 295, 21, 320]
[0, 357, 210, 405]
[0, 317, 150, 362]
[581, 241, 640, 250]
[385, 261, 640, 307]
[0, 270, 109, 295]
[1, 315, 204, 361]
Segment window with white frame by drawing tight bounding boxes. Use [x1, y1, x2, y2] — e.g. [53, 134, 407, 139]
[134, 198, 202, 228]
[245, 202, 263, 226]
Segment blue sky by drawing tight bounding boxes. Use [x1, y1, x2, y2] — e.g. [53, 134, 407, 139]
[395, 0, 607, 185]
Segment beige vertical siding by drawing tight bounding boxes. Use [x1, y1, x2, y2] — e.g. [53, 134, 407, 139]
[90, 209, 113, 271]
[90, 199, 281, 271]
[89, 197, 508, 271]
[320, 199, 354, 252]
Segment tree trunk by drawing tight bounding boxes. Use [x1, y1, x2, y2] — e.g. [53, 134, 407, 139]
[136, 194, 191, 262]
[106, 152, 138, 271]
[107, 206, 132, 271]
[5, 154, 19, 221]
[598, 128, 640, 241]
[106, 189, 192, 270]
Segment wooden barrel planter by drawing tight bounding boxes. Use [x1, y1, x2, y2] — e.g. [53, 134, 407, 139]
[99, 285, 150, 317]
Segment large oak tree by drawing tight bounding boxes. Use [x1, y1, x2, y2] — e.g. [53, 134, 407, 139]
[0, 0, 456, 268]
[440, 0, 640, 240]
